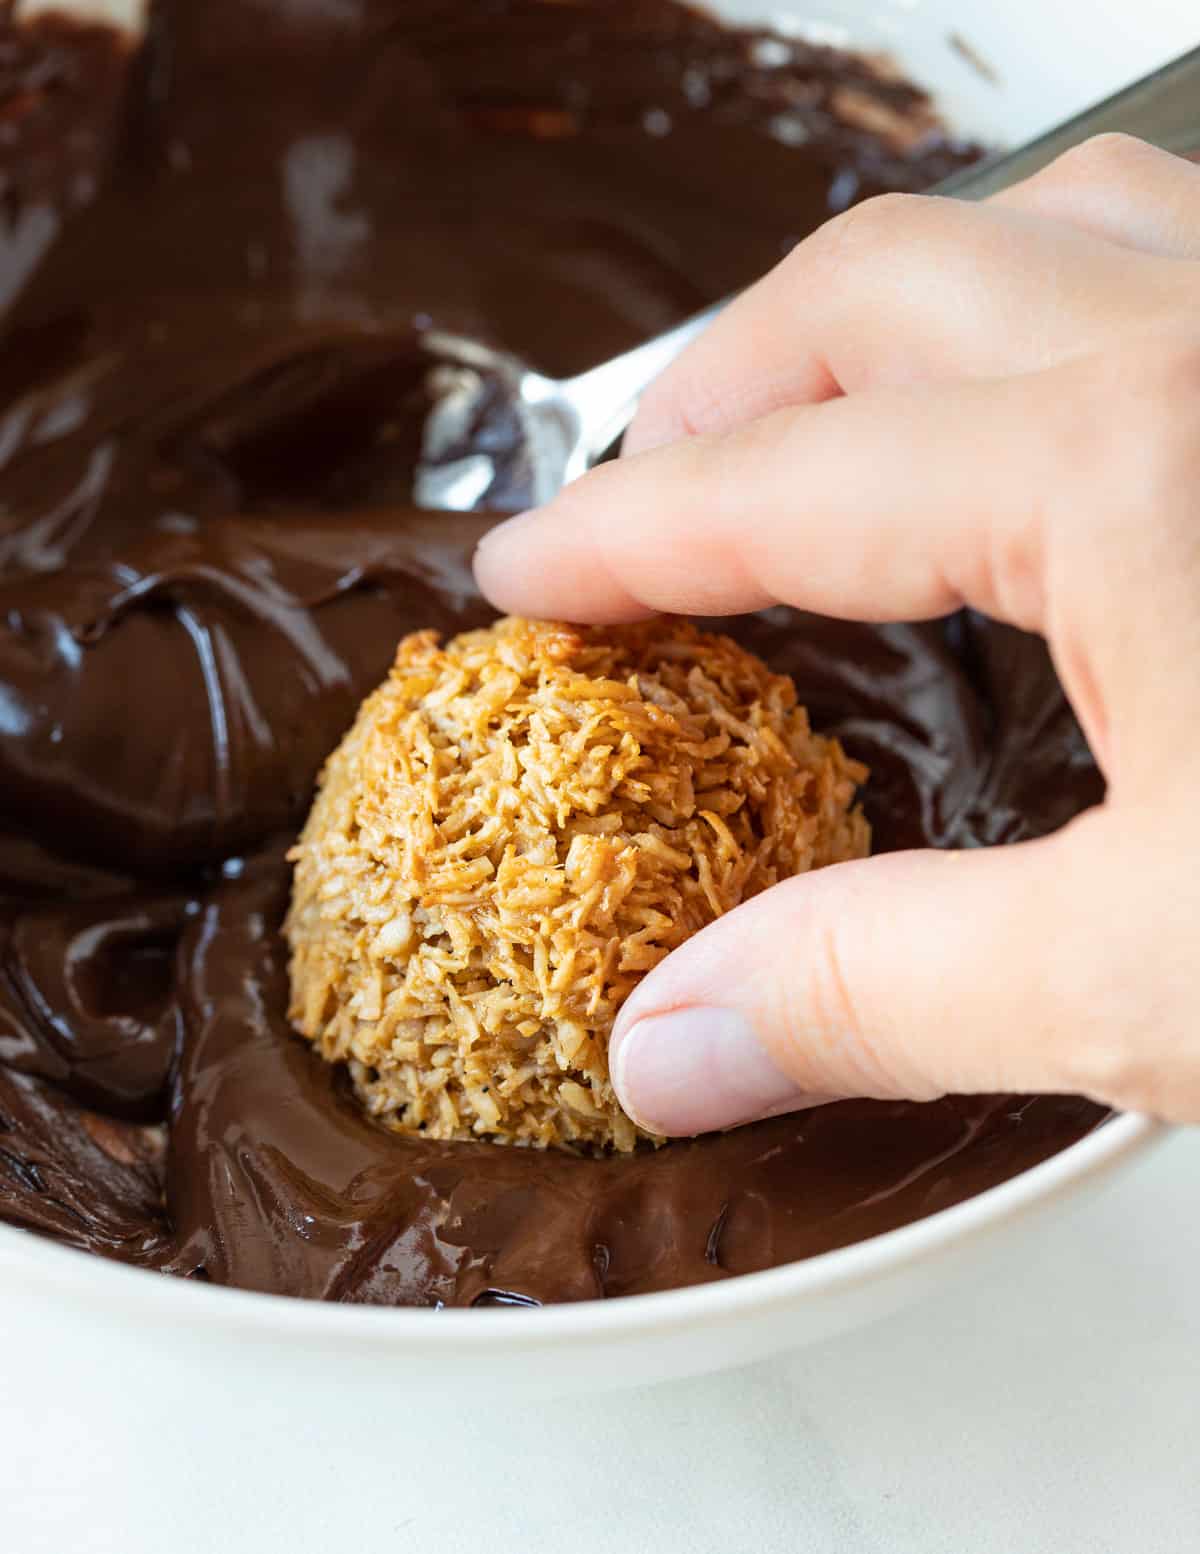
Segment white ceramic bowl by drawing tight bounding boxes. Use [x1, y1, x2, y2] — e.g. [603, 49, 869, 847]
[0, 0, 1192, 1486]
[0, 1106, 1165, 1404]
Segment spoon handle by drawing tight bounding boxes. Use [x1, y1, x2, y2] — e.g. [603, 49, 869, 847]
[560, 43, 1200, 463]
[558, 301, 725, 482]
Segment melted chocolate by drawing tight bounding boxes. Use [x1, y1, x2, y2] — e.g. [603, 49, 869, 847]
[0, 1, 1108, 1306]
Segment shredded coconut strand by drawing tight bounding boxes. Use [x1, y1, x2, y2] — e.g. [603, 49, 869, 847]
[285, 617, 870, 1152]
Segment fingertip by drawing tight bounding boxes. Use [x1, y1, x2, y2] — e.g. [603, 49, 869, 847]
[611, 1004, 824, 1137]
[471, 508, 546, 614]
[474, 508, 538, 554]
[471, 501, 656, 623]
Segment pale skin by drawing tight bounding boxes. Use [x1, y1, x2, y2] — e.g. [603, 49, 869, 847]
[474, 135, 1200, 1137]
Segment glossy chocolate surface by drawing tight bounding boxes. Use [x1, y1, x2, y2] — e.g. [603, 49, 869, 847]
[0, 2, 1105, 1306]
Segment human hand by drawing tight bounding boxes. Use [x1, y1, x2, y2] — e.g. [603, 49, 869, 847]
[474, 136, 1200, 1135]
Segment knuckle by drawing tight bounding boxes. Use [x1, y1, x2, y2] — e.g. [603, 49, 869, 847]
[801, 190, 931, 274]
[1042, 131, 1156, 189]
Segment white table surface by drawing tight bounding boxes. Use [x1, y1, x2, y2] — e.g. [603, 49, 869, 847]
[5, 1129, 1197, 1554]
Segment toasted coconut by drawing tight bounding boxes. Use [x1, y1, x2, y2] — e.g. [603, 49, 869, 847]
[285, 617, 869, 1151]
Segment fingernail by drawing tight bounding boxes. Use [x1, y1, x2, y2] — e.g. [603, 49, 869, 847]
[610, 1006, 814, 1137]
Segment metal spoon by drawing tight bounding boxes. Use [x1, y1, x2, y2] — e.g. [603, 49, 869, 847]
[416, 44, 1200, 512]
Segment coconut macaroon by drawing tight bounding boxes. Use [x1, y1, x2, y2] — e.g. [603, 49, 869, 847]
[285, 617, 869, 1153]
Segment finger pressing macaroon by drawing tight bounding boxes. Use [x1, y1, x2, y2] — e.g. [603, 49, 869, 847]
[476, 366, 1070, 629]
[286, 615, 869, 1151]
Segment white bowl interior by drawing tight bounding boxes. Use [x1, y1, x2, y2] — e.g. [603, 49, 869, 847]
[708, 0, 1199, 145]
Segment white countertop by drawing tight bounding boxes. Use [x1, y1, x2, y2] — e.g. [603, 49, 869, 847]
[6, 1129, 1198, 1553]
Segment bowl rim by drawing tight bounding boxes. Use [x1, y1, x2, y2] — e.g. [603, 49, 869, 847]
[0, 1109, 1163, 1349]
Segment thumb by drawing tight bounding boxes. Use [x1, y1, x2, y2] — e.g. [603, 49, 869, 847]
[609, 814, 1113, 1136]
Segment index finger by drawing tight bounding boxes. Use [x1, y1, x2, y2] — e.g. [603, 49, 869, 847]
[475, 358, 1073, 628]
